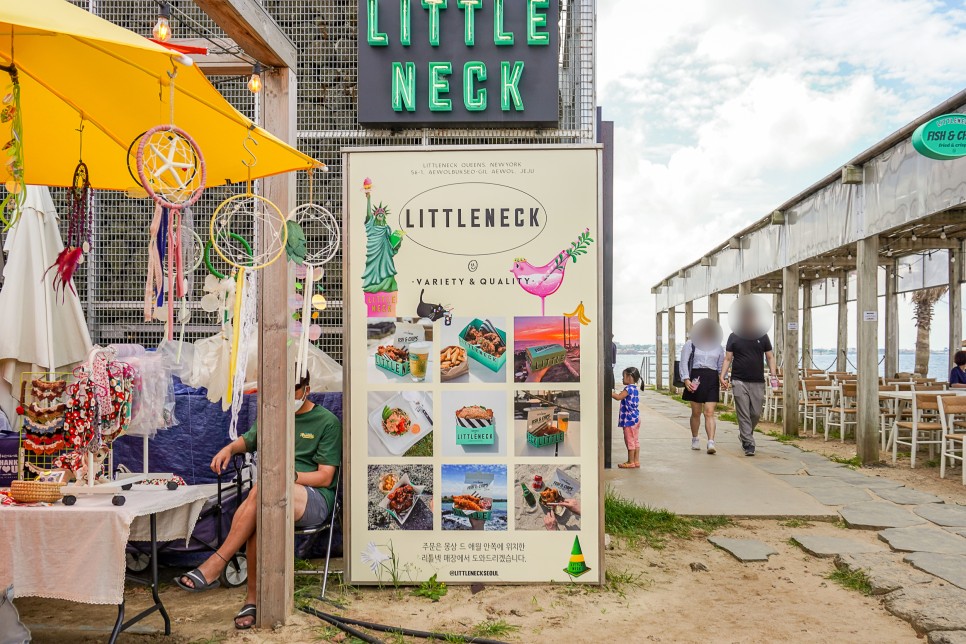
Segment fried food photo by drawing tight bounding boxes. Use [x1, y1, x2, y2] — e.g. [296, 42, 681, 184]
[455, 405, 494, 421]
[452, 495, 484, 512]
[388, 484, 415, 513]
[439, 345, 466, 370]
[377, 345, 409, 362]
[378, 473, 397, 493]
[540, 487, 563, 505]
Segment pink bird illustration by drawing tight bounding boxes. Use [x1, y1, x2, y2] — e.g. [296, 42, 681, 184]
[510, 229, 594, 314]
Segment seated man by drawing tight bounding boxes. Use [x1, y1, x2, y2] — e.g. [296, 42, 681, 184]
[174, 372, 341, 630]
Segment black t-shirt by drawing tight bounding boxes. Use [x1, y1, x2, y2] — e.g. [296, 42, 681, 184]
[726, 334, 772, 382]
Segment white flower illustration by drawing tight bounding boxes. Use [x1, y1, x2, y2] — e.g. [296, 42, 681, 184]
[360, 541, 390, 575]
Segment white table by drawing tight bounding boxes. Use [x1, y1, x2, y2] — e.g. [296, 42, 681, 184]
[0, 485, 209, 642]
[878, 390, 962, 401]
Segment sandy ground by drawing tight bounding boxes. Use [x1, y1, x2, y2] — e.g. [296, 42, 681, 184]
[14, 518, 918, 643]
[514, 464, 581, 531]
[756, 418, 966, 503]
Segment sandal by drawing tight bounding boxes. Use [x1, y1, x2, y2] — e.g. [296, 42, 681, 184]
[617, 462, 635, 469]
[631, 462, 641, 468]
[174, 568, 221, 593]
[234, 604, 257, 630]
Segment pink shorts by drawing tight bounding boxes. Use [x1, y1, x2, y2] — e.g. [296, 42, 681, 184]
[623, 422, 641, 450]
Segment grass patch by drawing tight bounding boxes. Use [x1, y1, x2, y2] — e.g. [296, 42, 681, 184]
[779, 518, 813, 528]
[412, 574, 448, 602]
[829, 454, 861, 468]
[765, 430, 799, 444]
[827, 567, 873, 595]
[719, 412, 738, 423]
[604, 569, 648, 596]
[471, 619, 520, 638]
[405, 433, 434, 457]
[314, 626, 342, 641]
[604, 487, 730, 548]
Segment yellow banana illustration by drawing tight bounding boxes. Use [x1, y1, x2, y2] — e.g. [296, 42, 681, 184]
[563, 301, 592, 325]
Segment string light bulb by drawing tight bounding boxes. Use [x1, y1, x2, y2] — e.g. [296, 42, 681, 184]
[941, 227, 947, 239]
[153, 2, 172, 42]
[248, 62, 263, 94]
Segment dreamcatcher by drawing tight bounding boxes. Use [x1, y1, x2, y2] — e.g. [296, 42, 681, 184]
[209, 134, 288, 430]
[0, 63, 24, 231]
[133, 70, 207, 347]
[288, 168, 339, 378]
[45, 124, 92, 299]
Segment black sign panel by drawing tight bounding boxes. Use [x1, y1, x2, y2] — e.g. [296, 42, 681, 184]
[357, 0, 560, 128]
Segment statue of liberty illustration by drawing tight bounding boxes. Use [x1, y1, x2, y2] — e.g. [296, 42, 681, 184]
[361, 178, 404, 317]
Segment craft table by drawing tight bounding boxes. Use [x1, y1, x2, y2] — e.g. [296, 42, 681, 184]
[0, 485, 209, 643]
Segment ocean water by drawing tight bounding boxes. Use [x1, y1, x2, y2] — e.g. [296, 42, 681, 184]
[617, 351, 953, 384]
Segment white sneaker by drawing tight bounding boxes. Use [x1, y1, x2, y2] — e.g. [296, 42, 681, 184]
[691, 437, 700, 450]
[707, 440, 716, 454]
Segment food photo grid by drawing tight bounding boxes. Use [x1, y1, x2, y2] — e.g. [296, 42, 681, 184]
[438, 316, 508, 384]
[368, 464, 434, 531]
[440, 390, 507, 457]
[367, 318, 435, 384]
[513, 389, 580, 457]
[367, 391, 434, 457]
[440, 464, 508, 531]
[513, 316, 581, 383]
[513, 464, 582, 531]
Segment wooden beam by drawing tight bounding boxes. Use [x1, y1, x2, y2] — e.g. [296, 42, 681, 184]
[885, 260, 898, 378]
[684, 301, 694, 338]
[950, 245, 963, 369]
[192, 0, 297, 69]
[738, 281, 752, 297]
[883, 238, 960, 252]
[667, 306, 677, 393]
[802, 280, 813, 371]
[255, 66, 297, 628]
[856, 236, 880, 463]
[837, 271, 848, 371]
[782, 265, 800, 436]
[170, 38, 254, 75]
[773, 293, 784, 367]
[655, 312, 664, 390]
[800, 258, 856, 268]
[707, 293, 719, 324]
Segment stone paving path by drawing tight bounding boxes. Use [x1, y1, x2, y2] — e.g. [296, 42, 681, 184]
[618, 389, 966, 641]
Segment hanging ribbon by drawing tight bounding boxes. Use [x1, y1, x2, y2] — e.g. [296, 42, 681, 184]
[143, 204, 165, 321]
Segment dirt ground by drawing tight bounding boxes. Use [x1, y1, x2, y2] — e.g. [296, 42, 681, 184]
[15, 516, 919, 644]
[756, 418, 966, 503]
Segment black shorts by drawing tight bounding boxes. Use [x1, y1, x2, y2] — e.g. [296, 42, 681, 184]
[295, 485, 331, 527]
[681, 368, 720, 404]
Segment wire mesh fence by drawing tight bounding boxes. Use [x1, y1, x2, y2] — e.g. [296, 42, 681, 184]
[1, 0, 596, 363]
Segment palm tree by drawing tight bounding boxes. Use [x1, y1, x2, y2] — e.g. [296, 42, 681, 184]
[911, 286, 948, 376]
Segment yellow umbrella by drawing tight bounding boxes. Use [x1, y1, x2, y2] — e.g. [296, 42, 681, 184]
[0, 0, 317, 193]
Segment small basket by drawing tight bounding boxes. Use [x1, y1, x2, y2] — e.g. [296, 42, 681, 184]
[458, 319, 507, 372]
[375, 352, 410, 376]
[527, 430, 565, 448]
[10, 480, 65, 503]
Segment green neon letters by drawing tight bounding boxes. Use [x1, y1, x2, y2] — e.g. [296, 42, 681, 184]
[501, 61, 524, 111]
[527, 0, 550, 45]
[399, 0, 411, 46]
[494, 0, 514, 46]
[457, 0, 481, 46]
[391, 62, 417, 111]
[421, 0, 447, 47]
[367, 0, 389, 46]
[428, 62, 453, 111]
[464, 61, 486, 111]
[390, 61, 524, 112]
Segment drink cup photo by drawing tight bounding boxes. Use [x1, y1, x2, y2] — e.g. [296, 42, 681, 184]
[557, 411, 569, 432]
[408, 341, 431, 382]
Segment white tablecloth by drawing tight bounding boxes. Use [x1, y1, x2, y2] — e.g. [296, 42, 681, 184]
[0, 486, 209, 605]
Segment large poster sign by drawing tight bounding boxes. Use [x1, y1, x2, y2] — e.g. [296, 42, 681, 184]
[356, 0, 560, 127]
[344, 146, 602, 584]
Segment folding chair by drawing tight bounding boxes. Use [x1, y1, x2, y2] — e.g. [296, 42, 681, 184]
[937, 396, 966, 485]
[294, 474, 343, 601]
[801, 377, 832, 436]
[891, 393, 952, 468]
[824, 382, 857, 442]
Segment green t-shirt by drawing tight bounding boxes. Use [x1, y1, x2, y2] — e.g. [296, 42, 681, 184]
[241, 404, 342, 510]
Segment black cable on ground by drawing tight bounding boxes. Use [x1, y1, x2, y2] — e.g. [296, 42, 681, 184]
[300, 605, 510, 644]
[303, 606, 384, 644]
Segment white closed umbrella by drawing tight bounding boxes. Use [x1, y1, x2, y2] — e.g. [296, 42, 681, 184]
[0, 185, 92, 423]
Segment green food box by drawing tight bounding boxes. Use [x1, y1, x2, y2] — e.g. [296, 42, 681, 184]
[455, 424, 496, 445]
[458, 319, 507, 372]
[375, 352, 409, 376]
[452, 507, 493, 521]
[525, 344, 566, 371]
[527, 430, 565, 448]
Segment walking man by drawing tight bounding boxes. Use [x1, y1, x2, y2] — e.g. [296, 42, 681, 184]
[720, 309, 777, 456]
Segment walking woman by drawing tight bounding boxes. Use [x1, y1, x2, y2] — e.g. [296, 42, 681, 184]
[680, 319, 725, 454]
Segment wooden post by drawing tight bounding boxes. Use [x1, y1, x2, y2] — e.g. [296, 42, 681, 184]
[802, 280, 813, 371]
[885, 259, 898, 379]
[782, 266, 800, 436]
[256, 67, 297, 628]
[837, 271, 849, 372]
[667, 305, 677, 392]
[738, 281, 752, 297]
[950, 245, 963, 367]
[655, 311, 664, 390]
[773, 293, 784, 368]
[684, 301, 694, 337]
[856, 236, 880, 463]
[708, 293, 719, 323]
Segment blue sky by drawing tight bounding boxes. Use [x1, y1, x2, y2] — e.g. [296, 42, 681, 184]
[601, 0, 966, 347]
[441, 464, 508, 497]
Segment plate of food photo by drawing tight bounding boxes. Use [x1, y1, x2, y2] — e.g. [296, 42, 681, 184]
[367, 392, 434, 456]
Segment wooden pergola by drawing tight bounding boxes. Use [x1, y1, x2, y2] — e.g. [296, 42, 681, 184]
[185, 0, 298, 627]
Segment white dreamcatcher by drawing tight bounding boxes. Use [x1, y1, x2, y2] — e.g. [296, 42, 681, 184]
[288, 168, 340, 378]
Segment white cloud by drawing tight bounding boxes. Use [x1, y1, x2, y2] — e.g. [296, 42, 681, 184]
[601, 0, 966, 348]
